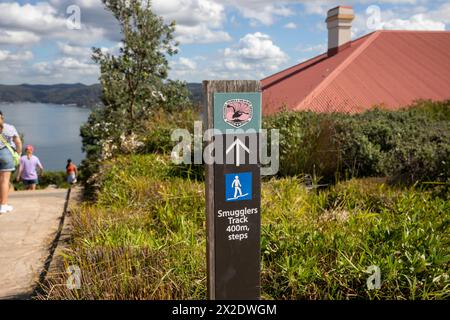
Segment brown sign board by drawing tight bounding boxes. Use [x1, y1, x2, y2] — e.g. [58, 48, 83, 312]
[203, 80, 262, 300]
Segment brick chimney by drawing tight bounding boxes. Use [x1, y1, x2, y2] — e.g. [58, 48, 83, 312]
[326, 6, 355, 56]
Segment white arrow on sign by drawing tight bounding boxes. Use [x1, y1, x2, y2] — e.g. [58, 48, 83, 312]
[226, 138, 250, 166]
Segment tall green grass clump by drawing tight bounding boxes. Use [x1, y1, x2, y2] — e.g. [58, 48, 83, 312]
[41, 154, 449, 300]
[261, 178, 449, 299]
[42, 154, 206, 299]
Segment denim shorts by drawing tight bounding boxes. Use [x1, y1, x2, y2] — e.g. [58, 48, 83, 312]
[0, 147, 15, 172]
[23, 179, 39, 185]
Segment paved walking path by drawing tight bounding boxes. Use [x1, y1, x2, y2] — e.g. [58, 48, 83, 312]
[0, 188, 68, 299]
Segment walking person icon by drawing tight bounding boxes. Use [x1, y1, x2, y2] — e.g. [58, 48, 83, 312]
[232, 176, 243, 198]
[226, 172, 252, 202]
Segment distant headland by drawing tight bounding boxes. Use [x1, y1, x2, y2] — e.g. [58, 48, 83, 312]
[0, 83, 202, 108]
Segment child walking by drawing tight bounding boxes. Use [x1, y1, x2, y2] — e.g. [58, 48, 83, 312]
[16, 145, 44, 191]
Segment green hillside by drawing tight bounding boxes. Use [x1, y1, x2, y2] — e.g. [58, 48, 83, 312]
[0, 83, 102, 107]
[0, 83, 203, 107]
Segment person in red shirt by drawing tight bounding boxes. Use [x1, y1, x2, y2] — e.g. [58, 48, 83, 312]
[66, 159, 78, 184]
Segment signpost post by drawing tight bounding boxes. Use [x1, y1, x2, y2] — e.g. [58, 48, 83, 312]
[203, 80, 262, 300]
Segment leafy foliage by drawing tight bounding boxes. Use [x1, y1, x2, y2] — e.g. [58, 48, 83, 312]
[264, 100, 450, 185]
[80, 0, 191, 161]
[40, 155, 449, 300]
[79, 0, 193, 198]
[141, 107, 200, 154]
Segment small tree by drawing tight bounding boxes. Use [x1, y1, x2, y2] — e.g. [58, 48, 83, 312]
[81, 0, 190, 159]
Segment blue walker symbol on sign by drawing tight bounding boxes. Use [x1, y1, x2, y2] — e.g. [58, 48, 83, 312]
[225, 172, 252, 202]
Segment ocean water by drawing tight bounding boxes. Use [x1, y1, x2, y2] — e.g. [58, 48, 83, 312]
[0, 102, 91, 171]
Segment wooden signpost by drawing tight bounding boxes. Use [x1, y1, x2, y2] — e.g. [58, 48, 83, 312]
[203, 80, 262, 300]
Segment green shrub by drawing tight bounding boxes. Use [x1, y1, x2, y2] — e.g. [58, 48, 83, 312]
[264, 100, 450, 185]
[40, 171, 68, 187]
[80, 107, 202, 199]
[263, 111, 339, 176]
[142, 107, 200, 154]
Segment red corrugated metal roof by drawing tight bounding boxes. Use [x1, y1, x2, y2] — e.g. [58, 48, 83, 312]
[261, 30, 450, 115]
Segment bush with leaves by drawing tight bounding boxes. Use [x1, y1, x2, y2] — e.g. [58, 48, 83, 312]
[264, 100, 450, 185]
[333, 101, 450, 184]
[263, 111, 341, 178]
[142, 107, 200, 154]
[81, 0, 191, 159]
[80, 0, 193, 197]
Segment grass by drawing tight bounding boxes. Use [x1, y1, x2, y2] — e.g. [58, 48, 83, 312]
[40, 154, 449, 300]
[261, 178, 449, 299]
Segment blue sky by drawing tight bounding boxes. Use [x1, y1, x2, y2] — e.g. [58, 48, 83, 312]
[0, 0, 449, 84]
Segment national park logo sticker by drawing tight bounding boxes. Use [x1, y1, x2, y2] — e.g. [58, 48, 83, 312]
[223, 99, 253, 128]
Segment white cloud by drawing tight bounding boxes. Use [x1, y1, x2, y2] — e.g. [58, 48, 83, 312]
[54, 57, 98, 74]
[99, 42, 124, 56]
[175, 24, 231, 44]
[51, 0, 121, 41]
[0, 2, 107, 46]
[302, 0, 333, 16]
[427, 2, 450, 24]
[54, 26, 107, 46]
[170, 57, 198, 78]
[244, 4, 294, 26]
[222, 0, 295, 26]
[58, 42, 123, 61]
[352, 4, 448, 36]
[294, 42, 328, 63]
[0, 2, 65, 33]
[295, 43, 327, 53]
[178, 57, 197, 70]
[0, 30, 40, 45]
[284, 22, 297, 29]
[169, 32, 290, 81]
[58, 43, 91, 58]
[52, 42, 118, 80]
[28, 57, 98, 82]
[382, 13, 445, 30]
[0, 49, 33, 62]
[153, 0, 231, 44]
[222, 32, 288, 76]
[54, 0, 233, 44]
[154, 0, 224, 28]
[302, 0, 436, 17]
[32, 62, 53, 75]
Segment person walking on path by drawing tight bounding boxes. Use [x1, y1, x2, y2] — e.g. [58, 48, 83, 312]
[232, 175, 243, 198]
[0, 111, 22, 214]
[16, 145, 44, 191]
[66, 159, 77, 185]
